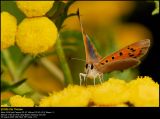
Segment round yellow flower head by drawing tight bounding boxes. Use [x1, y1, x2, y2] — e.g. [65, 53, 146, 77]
[1, 12, 17, 49]
[16, 1, 54, 17]
[89, 78, 129, 106]
[9, 95, 34, 107]
[114, 103, 128, 107]
[128, 76, 159, 107]
[16, 17, 58, 55]
[39, 85, 91, 107]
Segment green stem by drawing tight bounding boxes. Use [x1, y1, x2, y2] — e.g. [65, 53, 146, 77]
[17, 55, 33, 78]
[1, 60, 7, 72]
[47, 1, 76, 86]
[1, 49, 18, 82]
[56, 36, 73, 85]
[39, 57, 64, 84]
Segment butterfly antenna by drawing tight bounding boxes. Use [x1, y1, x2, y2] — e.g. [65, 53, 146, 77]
[77, 8, 85, 34]
[70, 57, 86, 62]
[77, 8, 80, 20]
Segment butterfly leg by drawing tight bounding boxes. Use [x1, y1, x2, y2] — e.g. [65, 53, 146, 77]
[79, 73, 87, 86]
[101, 73, 104, 82]
[93, 77, 96, 86]
[83, 75, 86, 83]
[79, 73, 83, 85]
[98, 74, 102, 84]
[97, 73, 103, 84]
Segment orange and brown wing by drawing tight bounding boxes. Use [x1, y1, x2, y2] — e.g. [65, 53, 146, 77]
[95, 39, 150, 73]
[77, 9, 102, 64]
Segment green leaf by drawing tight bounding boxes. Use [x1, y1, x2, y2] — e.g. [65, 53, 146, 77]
[1, 80, 11, 92]
[47, 1, 66, 30]
[11, 82, 33, 95]
[152, 1, 159, 15]
[1, 79, 27, 92]
[47, 1, 76, 30]
[1, 1, 25, 23]
[10, 78, 27, 89]
[38, 51, 56, 57]
[108, 69, 138, 81]
[67, 13, 78, 18]
[1, 99, 10, 106]
[46, 1, 66, 19]
[8, 46, 25, 68]
[64, 1, 75, 12]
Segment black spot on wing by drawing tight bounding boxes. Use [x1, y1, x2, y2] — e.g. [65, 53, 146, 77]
[119, 52, 123, 56]
[112, 56, 114, 60]
[140, 49, 142, 53]
[138, 49, 143, 56]
[101, 63, 104, 65]
[128, 53, 134, 57]
[130, 48, 136, 52]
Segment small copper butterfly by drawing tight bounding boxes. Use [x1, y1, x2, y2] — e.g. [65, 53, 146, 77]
[77, 10, 150, 85]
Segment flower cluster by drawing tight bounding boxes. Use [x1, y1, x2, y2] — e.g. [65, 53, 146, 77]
[39, 76, 159, 107]
[16, 1, 54, 17]
[1, 95, 34, 107]
[2, 76, 158, 107]
[1, 1, 57, 55]
[128, 77, 159, 106]
[39, 85, 91, 107]
[16, 17, 57, 55]
[16, 1, 57, 55]
[88, 78, 129, 106]
[1, 12, 17, 49]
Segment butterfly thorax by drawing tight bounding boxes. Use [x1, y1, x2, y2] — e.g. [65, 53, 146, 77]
[85, 64, 100, 79]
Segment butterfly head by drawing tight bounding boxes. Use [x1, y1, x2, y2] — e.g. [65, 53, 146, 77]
[85, 63, 93, 73]
[85, 63, 100, 79]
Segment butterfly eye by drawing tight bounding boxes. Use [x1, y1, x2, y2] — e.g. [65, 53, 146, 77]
[86, 64, 88, 68]
[91, 64, 94, 69]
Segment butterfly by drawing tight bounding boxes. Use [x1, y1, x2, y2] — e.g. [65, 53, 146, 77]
[77, 10, 150, 85]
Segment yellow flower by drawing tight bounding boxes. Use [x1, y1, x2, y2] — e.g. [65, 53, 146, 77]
[90, 103, 128, 107]
[1, 12, 17, 49]
[89, 78, 129, 106]
[114, 103, 128, 107]
[16, 17, 58, 55]
[4, 77, 156, 107]
[39, 85, 91, 107]
[9, 95, 34, 107]
[16, 1, 54, 17]
[128, 76, 159, 107]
